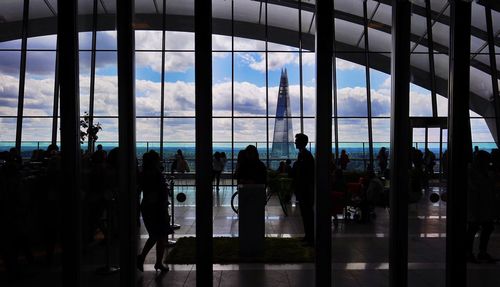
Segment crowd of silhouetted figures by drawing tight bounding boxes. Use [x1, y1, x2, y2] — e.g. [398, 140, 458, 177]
[0, 144, 125, 277]
[2, 143, 500, 276]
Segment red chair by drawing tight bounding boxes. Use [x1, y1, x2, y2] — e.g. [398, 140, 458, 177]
[345, 182, 363, 221]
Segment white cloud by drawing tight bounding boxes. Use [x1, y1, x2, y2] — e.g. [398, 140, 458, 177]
[212, 35, 232, 51]
[0, 74, 20, 116]
[238, 52, 316, 73]
[336, 58, 364, 71]
[135, 50, 194, 73]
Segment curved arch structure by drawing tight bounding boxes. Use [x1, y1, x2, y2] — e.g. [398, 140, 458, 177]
[0, 0, 499, 141]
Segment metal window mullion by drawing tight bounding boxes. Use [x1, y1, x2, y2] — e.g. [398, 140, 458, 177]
[299, 0, 304, 133]
[363, 0, 374, 168]
[265, 0, 269, 167]
[425, 0, 438, 118]
[231, 0, 235, 182]
[410, 2, 449, 53]
[425, 127, 428, 150]
[485, 6, 500, 146]
[15, 0, 30, 151]
[88, 0, 98, 152]
[51, 37, 60, 145]
[333, 5, 339, 160]
[160, 0, 166, 159]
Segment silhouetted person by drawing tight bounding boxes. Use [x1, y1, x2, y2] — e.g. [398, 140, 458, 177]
[424, 148, 436, 177]
[91, 144, 107, 164]
[331, 169, 346, 227]
[277, 161, 287, 173]
[8, 147, 22, 168]
[376, 147, 388, 175]
[340, 149, 350, 170]
[41, 147, 62, 265]
[213, 151, 226, 191]
[290, 133, 315, 246]
[171, 149, 189, 174]
[473, 145, 480, 160]
[442, 150, 448, 178]
[235, 145, 267, 184]
[361, 168, 385, 222]
[0, 147, 24, 275]
[285, 159, 292, 175]
[466, 150, 497, 263]
[137, 150, 171, 273]
[85, 144, 108, 244]
[411, 147, 424, 171]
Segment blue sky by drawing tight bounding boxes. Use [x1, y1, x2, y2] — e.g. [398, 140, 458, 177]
[0, 32, 496, 145]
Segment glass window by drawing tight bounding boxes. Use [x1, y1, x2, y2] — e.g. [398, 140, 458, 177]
[136, 118, 161, 142]
[135, 31, 163, 50]
[165, 31, 194, 51]
[0, 51, 21, 116]
[336, 57, 368, 117]
[0, 118, 17, 143]
[410, 83, 432, 117]
[27, 35, 57, 50]
[233, 52, 266, 116]
[93, 51, 118, 116]
[79, 51, 91, 115]
[370, 68, 391, 117]
[164, 52, 195, 116]
[213, 52, 232, 116]
[267, 52, 300, 117]
[136, 52, 162, 116]
[24, 51, 56, 116]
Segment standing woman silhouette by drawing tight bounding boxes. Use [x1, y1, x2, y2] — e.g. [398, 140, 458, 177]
[137, 150, 172, 272]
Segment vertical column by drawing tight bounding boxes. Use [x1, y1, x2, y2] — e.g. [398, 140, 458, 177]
[116, 0, 137, 285]
[195, 0, 213, 285]
[485, 6, 500, 146]
[15, 0, 29, 151]
[52, 38, 60, 145]
[88, 0, 98, 152]
[265, 0, 270, 167]
[425, 0, 438, 118]
[446, 1, 471, 287]
[333, 9, 339, 161]
[160, 0, 166, 159]
[363, 0, 374, 167]
[315, 0, 333, 285]
[389, 1, 410, 287]
[299, 0, 304, 133]
[57, 0, 81, 285]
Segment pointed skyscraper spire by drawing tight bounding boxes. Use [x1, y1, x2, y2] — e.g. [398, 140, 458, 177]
[272, 67, 294, 161]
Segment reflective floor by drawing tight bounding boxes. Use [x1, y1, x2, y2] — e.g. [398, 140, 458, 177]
[1, 179, 499, 286]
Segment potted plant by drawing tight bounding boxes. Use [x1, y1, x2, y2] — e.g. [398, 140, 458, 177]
[80, 112, 102, 152]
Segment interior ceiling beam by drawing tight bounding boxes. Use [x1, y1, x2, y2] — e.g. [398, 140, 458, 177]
[43, 0, 57, 16]
[258, 0, 500, 47]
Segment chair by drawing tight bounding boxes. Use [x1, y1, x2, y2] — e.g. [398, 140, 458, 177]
[345, 182, 363, 221]
[331, 191, 346, 226]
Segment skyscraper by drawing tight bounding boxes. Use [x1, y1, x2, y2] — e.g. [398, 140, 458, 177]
[271, 68, 295, 159]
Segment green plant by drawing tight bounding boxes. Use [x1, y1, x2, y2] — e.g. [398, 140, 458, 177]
[80, 111, 102, 151]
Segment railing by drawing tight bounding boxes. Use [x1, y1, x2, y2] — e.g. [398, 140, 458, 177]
[1, 141, 497, 172]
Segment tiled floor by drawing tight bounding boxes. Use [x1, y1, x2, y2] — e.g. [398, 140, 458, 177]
[1, 180, 499, 286]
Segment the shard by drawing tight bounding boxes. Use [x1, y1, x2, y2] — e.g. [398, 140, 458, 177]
[271, 68, 295, 158]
